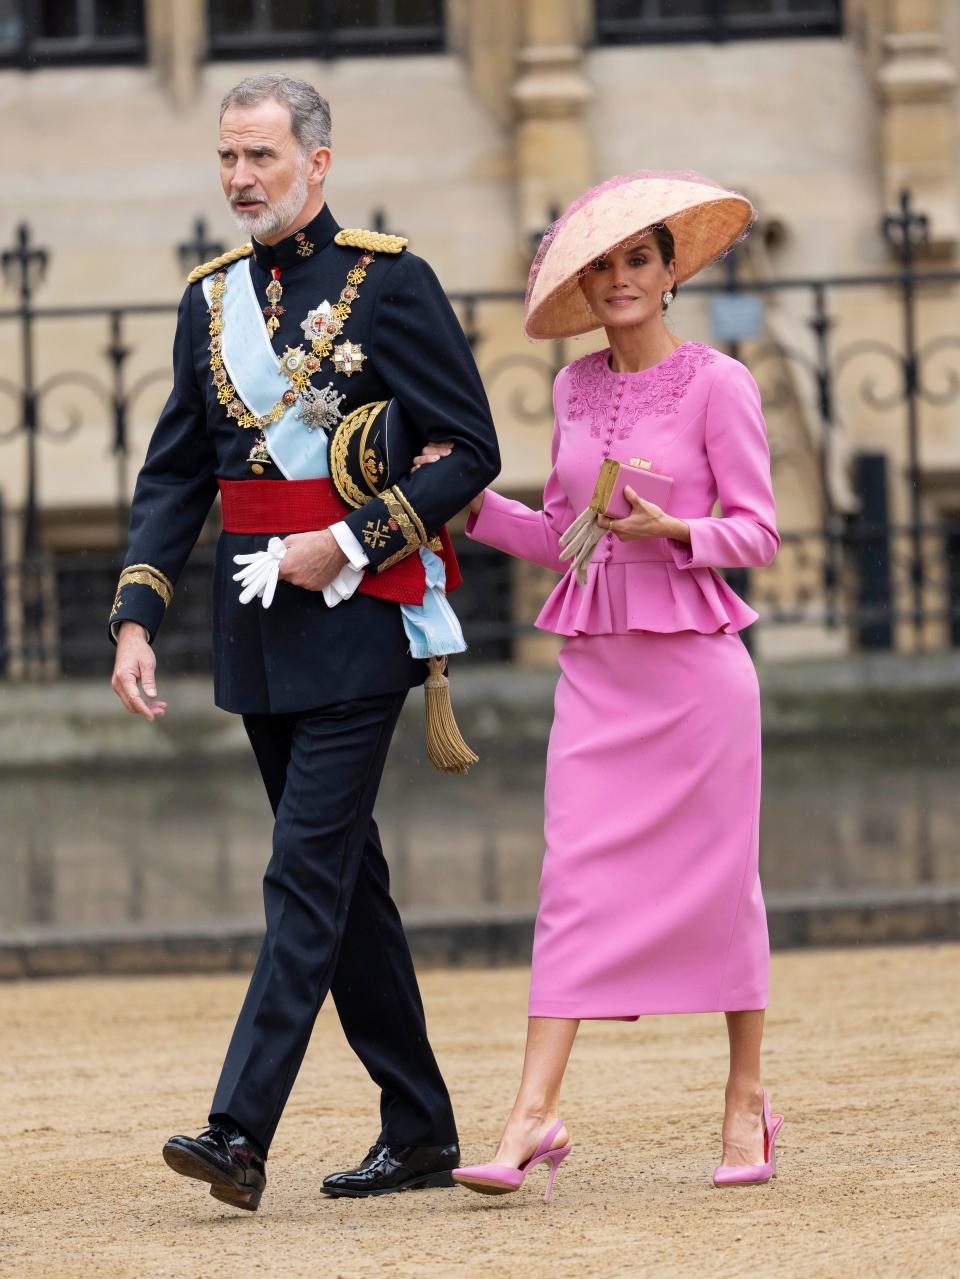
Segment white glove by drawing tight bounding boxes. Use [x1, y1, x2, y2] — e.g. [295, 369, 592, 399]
[232, 536, 287, 608]
[232, 537, 364, 609]
[559, 508, 605, 585]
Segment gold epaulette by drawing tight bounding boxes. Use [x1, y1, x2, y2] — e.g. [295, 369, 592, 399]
[335, 228, 408, 254]
[186, 243, 254, 284]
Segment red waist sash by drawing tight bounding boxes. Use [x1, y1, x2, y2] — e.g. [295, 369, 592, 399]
[217, 477, 461, 606]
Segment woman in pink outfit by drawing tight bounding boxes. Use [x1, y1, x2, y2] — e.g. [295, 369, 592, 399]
[421, 174, 783, 1195]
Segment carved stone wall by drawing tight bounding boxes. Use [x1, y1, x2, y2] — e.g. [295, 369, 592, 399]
[874, 0, 959, 256]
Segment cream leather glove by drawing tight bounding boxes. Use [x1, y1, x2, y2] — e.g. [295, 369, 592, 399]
[559, 508, 604, 586]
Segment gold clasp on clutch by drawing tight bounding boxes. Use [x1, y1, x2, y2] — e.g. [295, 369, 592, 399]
[629, 457, 653, 470]
[589, 458, 619, 514]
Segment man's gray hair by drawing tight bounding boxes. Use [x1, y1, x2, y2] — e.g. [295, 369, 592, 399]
[220, 74, 332, 153]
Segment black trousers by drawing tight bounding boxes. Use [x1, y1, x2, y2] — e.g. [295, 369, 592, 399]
[209, 691, 457, 1155]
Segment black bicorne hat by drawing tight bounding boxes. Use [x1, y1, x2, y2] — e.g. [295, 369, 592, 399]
[327, 399, 418, 510]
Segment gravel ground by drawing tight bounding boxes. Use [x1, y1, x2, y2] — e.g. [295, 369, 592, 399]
[1, 944, 957, 1278]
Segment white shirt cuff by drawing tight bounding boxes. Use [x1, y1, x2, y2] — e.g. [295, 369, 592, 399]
[329, 520, 369, 570]
[322, 563, 364, 608]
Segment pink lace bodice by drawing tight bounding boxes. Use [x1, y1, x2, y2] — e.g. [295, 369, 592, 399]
[566, 342, 717, 439]
[466, 344, 779, 638]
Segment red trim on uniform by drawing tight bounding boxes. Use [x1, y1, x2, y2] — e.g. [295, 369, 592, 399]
[217, 477, 461, 606]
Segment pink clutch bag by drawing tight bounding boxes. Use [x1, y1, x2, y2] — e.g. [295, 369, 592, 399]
[589, 457, 674, 519]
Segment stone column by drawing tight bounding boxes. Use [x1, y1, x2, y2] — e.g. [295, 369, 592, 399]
[511, 0, 592, 253]
[876, 0, 959, 255]
[446, 0, 521, 129]
[146, 0, 206, 111]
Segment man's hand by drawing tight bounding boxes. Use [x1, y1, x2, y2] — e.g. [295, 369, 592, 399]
[279, 529, 348, 591]
[111, 621, 167, 722]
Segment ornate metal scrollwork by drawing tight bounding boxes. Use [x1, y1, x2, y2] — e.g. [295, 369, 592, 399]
[833, 339, 908, 412]
[917, 335, 960, 408]
[478, 352, 558, 427]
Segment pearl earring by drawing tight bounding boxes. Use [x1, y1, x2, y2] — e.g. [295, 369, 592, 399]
[663, 291, 674, 306]
[584, 300, 592, 313]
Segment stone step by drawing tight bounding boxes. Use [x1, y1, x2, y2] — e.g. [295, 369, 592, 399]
[2, 886, 958, 980]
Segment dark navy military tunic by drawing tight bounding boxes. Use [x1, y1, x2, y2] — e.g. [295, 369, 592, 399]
[112, 205, 500, 713]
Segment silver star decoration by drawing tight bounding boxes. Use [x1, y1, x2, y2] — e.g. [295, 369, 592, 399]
[300, 301, 333, 342]
[296, 381, 346, 433]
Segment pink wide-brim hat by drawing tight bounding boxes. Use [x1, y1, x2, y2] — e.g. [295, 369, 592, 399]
[524, 171, 756, 341]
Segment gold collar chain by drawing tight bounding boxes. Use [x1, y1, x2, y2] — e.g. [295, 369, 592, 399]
[206, 251, 374, 436]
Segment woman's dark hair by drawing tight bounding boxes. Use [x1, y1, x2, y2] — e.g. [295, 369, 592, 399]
[649, 224, 678, 312]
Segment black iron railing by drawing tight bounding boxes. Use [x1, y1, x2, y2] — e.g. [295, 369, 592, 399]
[3, 189, 960, 675]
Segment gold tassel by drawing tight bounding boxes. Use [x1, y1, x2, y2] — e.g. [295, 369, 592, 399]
[423, 656, 479, 775]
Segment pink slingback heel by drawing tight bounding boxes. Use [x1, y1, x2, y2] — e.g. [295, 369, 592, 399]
[453, 1120, 572, 1202]
[712, 1089, 784, 1187]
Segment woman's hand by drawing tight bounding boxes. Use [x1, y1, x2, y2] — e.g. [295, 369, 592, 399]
[600, 486, 690, 544]
[410, 439, 485, 515]
[412, 441, 453, 471]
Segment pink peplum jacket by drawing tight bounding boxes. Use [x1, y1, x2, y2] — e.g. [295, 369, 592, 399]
[465, 341, 780, 636]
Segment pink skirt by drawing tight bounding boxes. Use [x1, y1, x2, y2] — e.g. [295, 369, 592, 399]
[529, 630, 769, 1019]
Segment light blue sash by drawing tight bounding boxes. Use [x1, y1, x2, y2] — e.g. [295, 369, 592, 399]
[203, 258, 329, 480]
[205, 258, 465, 657]
[405, 548, 466, 659]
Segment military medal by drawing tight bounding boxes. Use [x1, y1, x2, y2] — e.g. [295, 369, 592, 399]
[332, 340, 366, 376]
[296, 382, 346, 432]
[294, 230, 315, 257]
[280, 345, 308, 378]
[263, 267, 284, 336]
[301, 301, 333, 343]
[299, 255, 372, 363]
[247, 434, 272, 474]
[207, 250, 375, 466]
[277, 345, 346, 432]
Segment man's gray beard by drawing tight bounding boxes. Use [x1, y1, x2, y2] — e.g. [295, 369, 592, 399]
[231, 163, 310, 242]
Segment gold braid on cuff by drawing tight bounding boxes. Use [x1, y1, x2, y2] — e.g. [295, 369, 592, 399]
[110, 564, 174, 618]
[391, 486, 428, 548]
[378, 487, 425, 572]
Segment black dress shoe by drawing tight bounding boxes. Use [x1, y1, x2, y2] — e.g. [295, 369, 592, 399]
[322, 1141, 460, 1198]
[162, 1124, 266, 1212]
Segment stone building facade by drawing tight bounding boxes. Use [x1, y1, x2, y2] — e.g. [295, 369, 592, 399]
[1, 0, 959, 664]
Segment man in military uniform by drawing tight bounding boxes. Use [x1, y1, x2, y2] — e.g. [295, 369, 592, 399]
[110, 73, 499, 1210]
